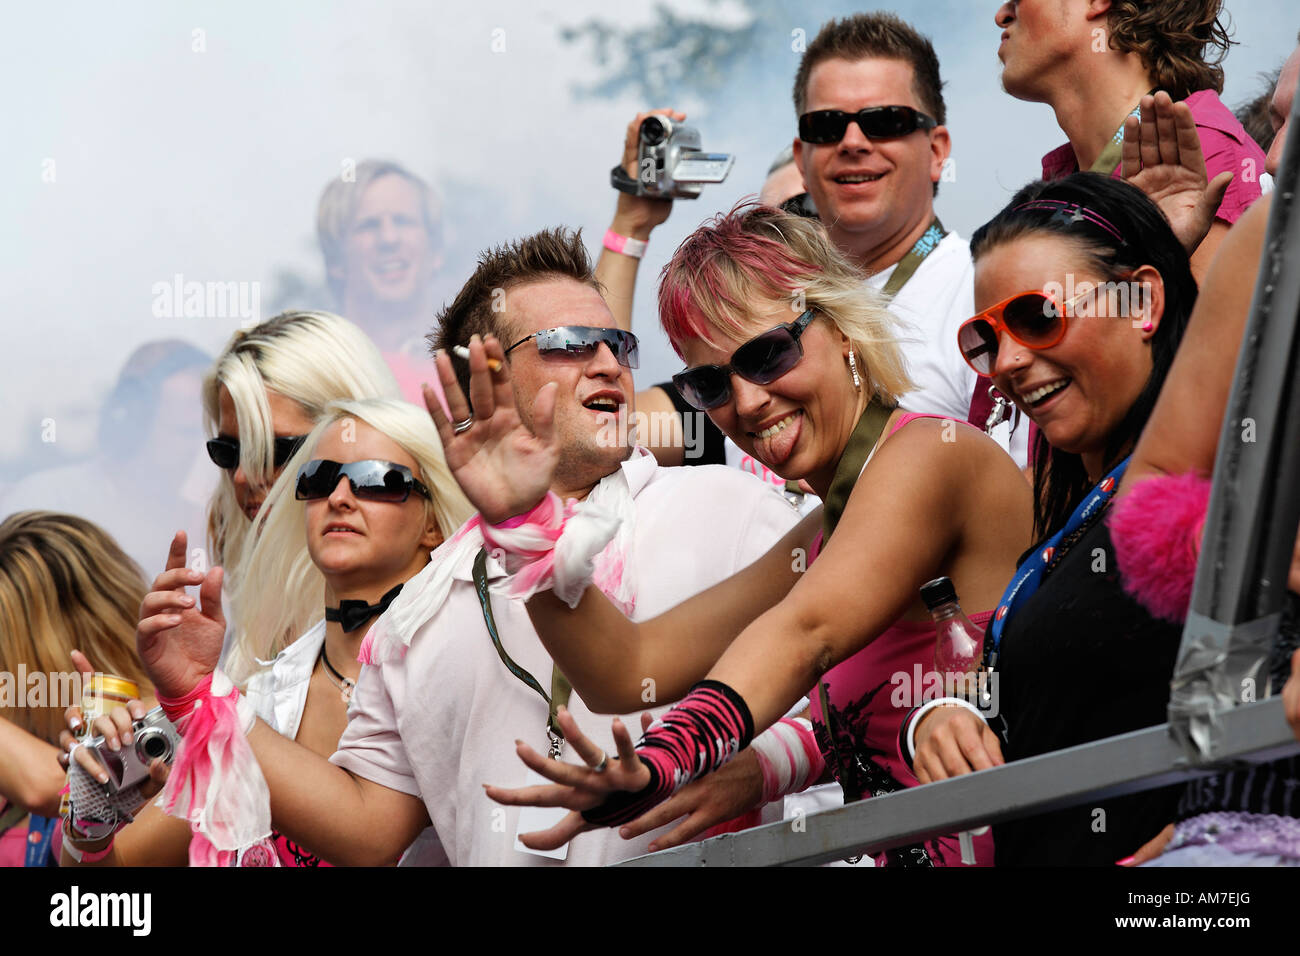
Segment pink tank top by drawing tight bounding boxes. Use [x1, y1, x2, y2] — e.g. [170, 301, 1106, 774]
[807, 412, 995, 866]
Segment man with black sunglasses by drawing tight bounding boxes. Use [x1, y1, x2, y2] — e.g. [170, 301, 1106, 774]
[791, 14, 1026, 466]
[134, 228, 801, 867]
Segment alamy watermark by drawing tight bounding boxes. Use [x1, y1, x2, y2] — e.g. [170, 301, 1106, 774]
[151, 273, 261, 326]
[595, 405, 706, 459]
[889, 664, 1000, 719]
[1043, 274, 1153, 328]
[0, 666, 99, 709]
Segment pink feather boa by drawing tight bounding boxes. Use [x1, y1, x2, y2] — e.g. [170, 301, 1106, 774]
[1108, 471, 1212, 624]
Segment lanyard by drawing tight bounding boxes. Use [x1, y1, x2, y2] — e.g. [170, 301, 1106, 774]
[816, 398, 895, 803]
[880, 217, 946, 298]
[820, 396, 895, 540]
[24, 814, 57, 867]
[472, 547, 572, 759]
[987, 456, 1131, 669]
[1089, 102, 1145, 177]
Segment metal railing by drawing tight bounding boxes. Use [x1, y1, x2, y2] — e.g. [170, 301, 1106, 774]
[617, 82, 1300, 868]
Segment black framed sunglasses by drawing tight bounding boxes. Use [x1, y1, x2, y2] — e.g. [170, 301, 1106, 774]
[294, 459, 431, 503]
[206, 435, 307, 472]
[671, 308, 817, 411]
[503, 326, 640, 368]
[798, 105, 937, 145]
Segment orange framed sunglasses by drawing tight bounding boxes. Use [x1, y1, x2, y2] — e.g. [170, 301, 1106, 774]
[957, 286, 1094, 376]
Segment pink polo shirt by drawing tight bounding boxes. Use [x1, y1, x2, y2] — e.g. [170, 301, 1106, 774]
[1041, 89, 1266, 224]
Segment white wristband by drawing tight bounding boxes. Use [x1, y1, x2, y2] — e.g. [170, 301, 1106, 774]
[905, 696, 987, 762]
[603, 228, 647, 259]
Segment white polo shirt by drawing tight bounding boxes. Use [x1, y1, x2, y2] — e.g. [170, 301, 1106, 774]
[868, 231, 1029, 467]
[331, 452, 800, 866]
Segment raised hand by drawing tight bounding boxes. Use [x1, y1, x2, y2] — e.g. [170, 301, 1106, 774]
[426, 334, 559, 524]
[135, 531, 226, 700]
[1121, 91, 1233, 256]
[484, 706, 651, 851]
[613, 109, 685, 235]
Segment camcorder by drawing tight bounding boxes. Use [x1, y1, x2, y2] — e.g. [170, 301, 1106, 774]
[610, 116, 735, 200]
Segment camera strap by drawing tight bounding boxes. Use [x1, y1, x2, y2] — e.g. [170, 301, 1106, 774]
[472, 547, 572, 759]
[610, 164, 643, 196]
[880, 217, 946, 297]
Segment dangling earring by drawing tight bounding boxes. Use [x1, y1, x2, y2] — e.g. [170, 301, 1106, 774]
[848, 350, 862, 390]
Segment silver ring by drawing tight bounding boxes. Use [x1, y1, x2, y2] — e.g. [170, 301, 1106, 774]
[589, 750, 608, 774]
[452, 415, 474, 435]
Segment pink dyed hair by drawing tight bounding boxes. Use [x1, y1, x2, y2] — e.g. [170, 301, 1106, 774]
[658, 201, 825, 358]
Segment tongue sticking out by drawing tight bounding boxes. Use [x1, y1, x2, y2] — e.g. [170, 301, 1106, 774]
[753, 412, 802, 469]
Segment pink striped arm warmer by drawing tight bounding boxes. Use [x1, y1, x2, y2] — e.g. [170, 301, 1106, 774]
[581, 680, 754, 828]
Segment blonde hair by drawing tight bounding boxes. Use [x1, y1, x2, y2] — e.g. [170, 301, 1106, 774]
[223, 399, 473, 682]
[659, 202, 914, 405]
[0, 512, 153, 743]
[202, 311, 401, 573]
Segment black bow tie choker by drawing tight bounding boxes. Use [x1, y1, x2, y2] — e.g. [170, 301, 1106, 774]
[324, 583, 404, 633]
[320, 584, 404, 703]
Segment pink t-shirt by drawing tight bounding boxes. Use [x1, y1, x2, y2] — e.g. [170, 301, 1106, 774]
[806, 411, 995, 866]
[384, 350, 449, 416]
[1041, 89, 1266, 224]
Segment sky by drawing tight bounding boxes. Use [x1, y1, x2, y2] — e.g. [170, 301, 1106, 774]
[2, 0, 1295, 566]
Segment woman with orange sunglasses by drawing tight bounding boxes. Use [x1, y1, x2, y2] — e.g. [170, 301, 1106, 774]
[910, 171, 1199, 863]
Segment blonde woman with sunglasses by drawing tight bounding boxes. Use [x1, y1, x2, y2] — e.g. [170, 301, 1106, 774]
[61, 400, 471, 866]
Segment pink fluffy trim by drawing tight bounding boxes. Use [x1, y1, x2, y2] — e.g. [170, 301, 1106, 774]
[1108, 472, 1212, 623]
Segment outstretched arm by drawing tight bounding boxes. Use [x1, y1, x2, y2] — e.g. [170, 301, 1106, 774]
[489, 423, 1030, 848]
[135, 532, 430, 866]
[524, 509, 821, 712]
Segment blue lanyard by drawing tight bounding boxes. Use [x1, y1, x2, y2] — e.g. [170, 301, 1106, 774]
[24, 814, 58, 867]
[988, 456, 1131, 667]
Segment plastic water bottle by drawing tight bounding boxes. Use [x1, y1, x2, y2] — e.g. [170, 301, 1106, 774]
[921, 577, 984, 691]
[920, 577, 990, 865]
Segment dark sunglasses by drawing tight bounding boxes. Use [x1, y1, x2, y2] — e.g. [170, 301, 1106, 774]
[503, 326, 640, 368]
[295, 459, 431, 503]
[672, 309, 816, 411]
[206, 435, 307, 471]
[798, 105, 937, 145]
[957, 286, 1095, 375]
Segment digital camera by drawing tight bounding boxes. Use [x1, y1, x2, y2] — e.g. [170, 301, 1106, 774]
[83, 706, 181, 794]
[610, 116, 735, 200]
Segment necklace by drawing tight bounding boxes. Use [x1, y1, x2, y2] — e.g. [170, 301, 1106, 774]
[319, 642, 356, 703]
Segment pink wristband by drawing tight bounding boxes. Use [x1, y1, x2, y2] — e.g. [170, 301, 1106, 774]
[157, 673, 215, 728]
[603, 228, 647, 259]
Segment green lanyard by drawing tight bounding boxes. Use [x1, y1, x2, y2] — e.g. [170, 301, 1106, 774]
[815, 398, 895, 804]
[1089, 101, 1146, 177]
[880, 217, 946, 297]
[472, 547, 572, 759]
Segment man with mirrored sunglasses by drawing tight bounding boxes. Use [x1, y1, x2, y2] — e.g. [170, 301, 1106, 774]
[790, 14, 1028, 466]
[136, 227, 801, 867]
